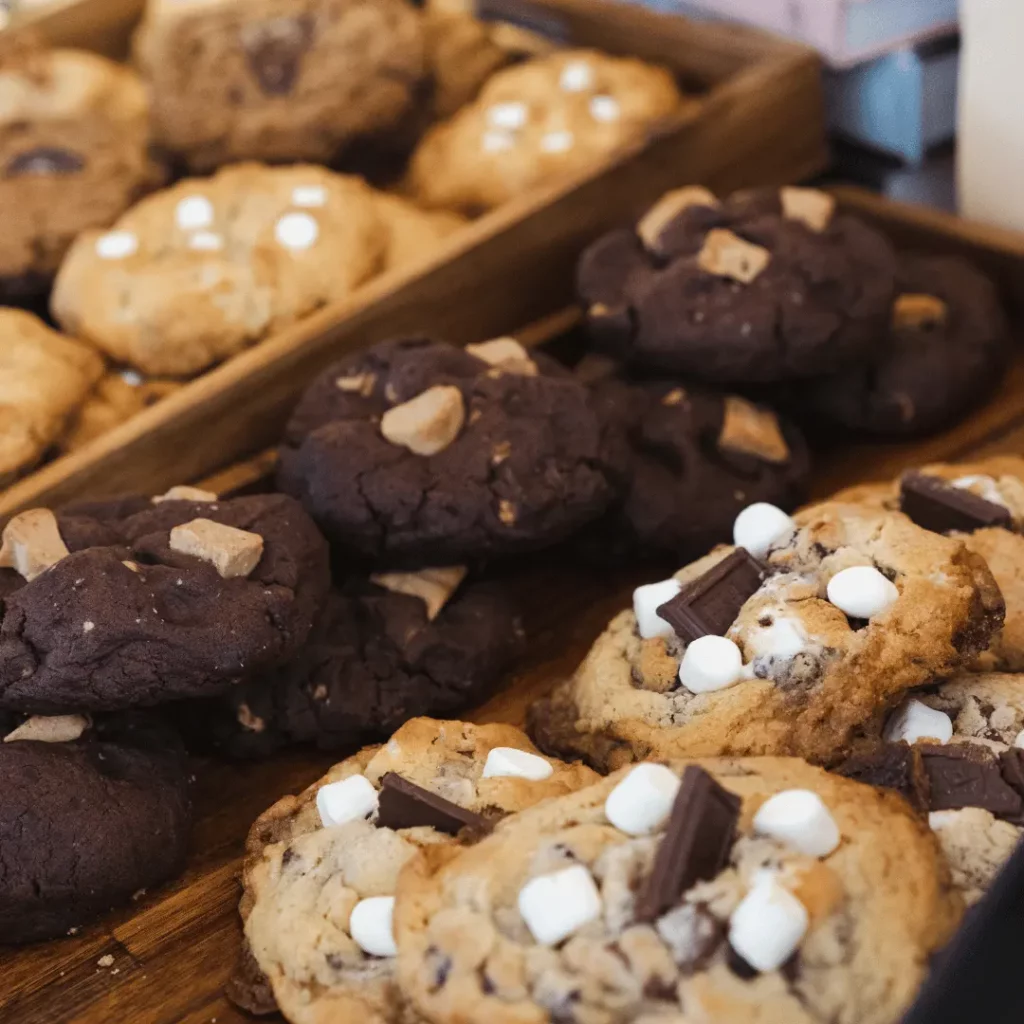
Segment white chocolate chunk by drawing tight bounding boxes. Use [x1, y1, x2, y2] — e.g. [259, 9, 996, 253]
[589, 95, 620, 123]
[380, 386, 466, 456]
[893, 293, 949, 330]
[780, 187, 835, 233]
[885, 699, 953, 745]
[275, 212, 319, 251]
[633, 579, 682, 640]
[604, 763, 680, 836]
[465, 337, 538, 376]
[369, 566, 467, 621]
[4, 714, 90, 744]
[169, 519, 264, 579]
[697, 229, 770, 284]
[1014, 730, 1024, 749]
[482, 747, 554, 781]
[349, 896, 397, 957]
[0, 509, 70, 581]
[729, 875, 809, 972]
[541, 130, 574, 154]
[733, 503, 795, 559]
[826, 566, 898, 620]
[487, 102, 528, 130]
[175, 195, 214, 231]
[292, 185, 327, 207]
[719, 397, 790, 463]
[188, 231, 223, 252]
[518, 865, 601, 946]
[638, 187, 719, 253]
[679, 635, 744, 693]
[95, 231, 138, 260]
[335, 372, 376, 396]
[560, 59, 594, 92]
[153, 485, 217, 504]
[753, 789, 841, 857]
[482, 130, 515, 153]
[317, 774, 379, 828]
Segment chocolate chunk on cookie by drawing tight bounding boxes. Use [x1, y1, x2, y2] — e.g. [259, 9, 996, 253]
[577, 186, 897, 383]
[0, 713, 192, 944]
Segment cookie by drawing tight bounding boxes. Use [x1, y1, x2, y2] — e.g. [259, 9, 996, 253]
[0, 40, 157, 296]
[836, 458, 1024, 671]
[576, 373, 811, 563]
[407, 49, 686, 214]
[0, 712, 192, 944]
[809, 255, 1009, 434]
[530, 502, 1004, 771]
[0, 492, 329, 712]
[373, 192, 466, 272]
[0, 309, 105, 484]
[577, 186, 897, 383]
[239, 717, 598, 1024]
[52, 163, 387, 377]
[134, 0, 426, 171]
[188, 572, 525, 758]
[276, 336, 625, 564]
[395, 756, 959, 1024]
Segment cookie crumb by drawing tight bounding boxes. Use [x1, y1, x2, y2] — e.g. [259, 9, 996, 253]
[97, 954, 115, 968]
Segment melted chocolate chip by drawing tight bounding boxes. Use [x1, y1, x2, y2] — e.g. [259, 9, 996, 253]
[4, 146, 84, 178]
[241, 15, 314, 96]
[900, 473, 1012, 535]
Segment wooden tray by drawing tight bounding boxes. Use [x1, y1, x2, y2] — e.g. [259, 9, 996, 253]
[0, 0, 827, 524]
[5, 186, 1024, 1024]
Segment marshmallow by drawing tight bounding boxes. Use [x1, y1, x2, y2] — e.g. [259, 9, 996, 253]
[928, 809, 963, 831]
[633, 579, 682, 639]
[482, 747, 554, 781]
[275, 212, 319, 251]
[746, 617, 805, 661]
[679, 636, 744, 694]
[541, 130, 574, 153]
[753, 789, 840, 857]
[95, 231, 138, 260]
[953, 475, 1007, 508]
[482, 130, 515, 153]
[729, 876, 809, 973]
[604, 763, 680, 836]
[733, 503, 795, 559]
[292, 185, 327, 207]
[884, 699, 953, 745]
[175, 195, 214, 231]
[826, 566, 898, 620]
[348, 896, 397, 957]
[560, 60, 594, 92]
[487, 102, 528, 130]
[317, 774, 379, 828]
[518, 865, 601, 946]
[120, 369, 144, 386]
[589, 95, 620, 123]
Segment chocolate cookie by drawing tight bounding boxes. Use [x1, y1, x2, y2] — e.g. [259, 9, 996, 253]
[809, 255, 1010, 435]
[0, 712, 192, 944]
[0, 493, 329, 712]
[577, 186, 897, 383]
[187, 571, 525, 758]
[277, 337, 625, 564]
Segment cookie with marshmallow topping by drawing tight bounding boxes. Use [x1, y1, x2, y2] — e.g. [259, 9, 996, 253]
[394, 756, 959, 1024]
[237, 717, 596, 1023]
[277, 336, 625, 564]
[530, 503, 1004, 771]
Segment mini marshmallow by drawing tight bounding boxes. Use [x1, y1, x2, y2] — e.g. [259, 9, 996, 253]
[317, 774, 379, 828]
[292, 185, 327, 207]
[733, 503, 796, 559]
[482, 130, 515, 153]
[604, 763, 680, 836]
[4, 714, 90, 744]
[589, 95, 620, 123]
[482, 747, 554, 781]
[348, 896, 397, 957]
[746, 616, 805, 661]
[120, 369, 144, 386]
[560, 60, 594, 92]
[633, 579, 683, 639]
[487, 102, 528, 130]
[753, 789, 840, 857]
[175, 195, 214, 231]
[95, 231, 138, 260]
[729, 875, 808, 973]
[518, 865, 601, 946]
[826, 566, 898, 620]
[168, 518, 264, 578]
[679, 636, 744, 694]
[275, 212, 319, 251]
[884, 699, 953, 745]
[188, 231, 223, 252]
[541, 130, 574, 153]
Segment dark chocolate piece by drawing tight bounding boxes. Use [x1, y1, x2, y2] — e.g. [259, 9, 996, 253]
[656, 549, 764, 643]
[4, 147, 85, 177]
[999, 749, 1024, 822]
[226, 941, 280, 1016]
[900, 472, 1012, 535]
[833, 743, 930, 813]
[636, 766, 740, 922]
[241, 15, 314, 95]
[920, 745, 1023, 819]
[375, 773, 491, 836]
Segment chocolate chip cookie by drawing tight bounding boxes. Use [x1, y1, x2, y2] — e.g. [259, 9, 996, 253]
[395, 757, 959, 1024]
[0, 712, 192, 944]
[238, 717, 598, 1023]
[0, 493, 329, 712]
[188, 571, 525, 758]
[277, 337, 625, 564]
[577, 186, 897, 383]
[530, 503, 1004, 771]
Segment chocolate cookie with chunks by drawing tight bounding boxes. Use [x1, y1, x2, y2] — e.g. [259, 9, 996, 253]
[237, 717, 597, 1024]
[577, 185, 897, 383]
[0, 712, 192, 944]
[0, 491, 329, 712]
[277, 336, 626, 565]
[395, 757, 959, 1024]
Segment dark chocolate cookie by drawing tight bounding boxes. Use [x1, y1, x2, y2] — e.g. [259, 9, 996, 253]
[0, 493, 330, 712]
[0, 713, 192, 944]
[576, 186, 897, 383]
[276, 337, 625, 564]
[808, 255, 1010, 435]
[182, 574, 525, 758]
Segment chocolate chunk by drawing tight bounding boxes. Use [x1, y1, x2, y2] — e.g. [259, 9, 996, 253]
[225, 941, 280, 1016]
[241, 16, 314, 96]
[656, 550, 764, 644]
[636, 766, 740, 922]
[4, 147, 85, 177]
[900, 473, 1012, 535]
[999, 750, 1024, 824]
[375, 773, 491, 835]
[833, 742, 930, 812]
[920, 744, 1023, 819]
